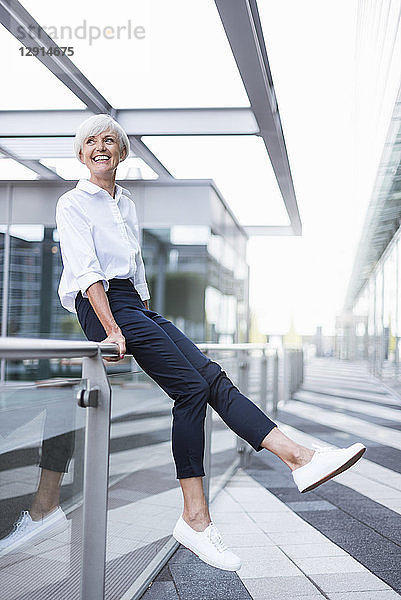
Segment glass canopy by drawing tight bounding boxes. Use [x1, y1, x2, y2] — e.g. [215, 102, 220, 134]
[20, 0, 250, 109]
[0, 157, 37, 179]
[0, 0, 299, 229]
[0, 26, 85, 110]
[142, 135, 291, 226]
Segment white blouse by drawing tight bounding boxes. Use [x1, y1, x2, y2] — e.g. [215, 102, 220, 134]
[55, 178, 150, 314]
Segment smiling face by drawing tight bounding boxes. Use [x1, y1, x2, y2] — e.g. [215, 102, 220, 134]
[79, 128, 127, 176]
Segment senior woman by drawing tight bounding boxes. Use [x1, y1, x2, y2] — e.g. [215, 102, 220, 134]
[54, 114, 365, 571]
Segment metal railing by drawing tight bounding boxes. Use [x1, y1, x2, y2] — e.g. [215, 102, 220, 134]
[284, 348, 304, 399]
[0, 338, 304, 600]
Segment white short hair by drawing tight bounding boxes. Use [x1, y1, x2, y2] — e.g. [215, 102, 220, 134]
[74, 114, 130, 162]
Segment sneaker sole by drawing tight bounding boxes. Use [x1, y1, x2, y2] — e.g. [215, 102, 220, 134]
[301, 445, 366, 493]
[172, 530, 241, 572]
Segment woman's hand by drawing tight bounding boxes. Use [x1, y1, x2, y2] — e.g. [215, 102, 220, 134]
[101, 328, 126, 362]
[143, 300, 149, 310]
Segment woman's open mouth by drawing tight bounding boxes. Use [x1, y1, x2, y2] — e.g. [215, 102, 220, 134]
[92, 155, 111, 163]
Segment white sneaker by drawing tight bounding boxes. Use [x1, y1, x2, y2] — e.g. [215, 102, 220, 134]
[292, 442, 366, 493]
[172, 515, 241, 571]
[0, 507, 69, 557]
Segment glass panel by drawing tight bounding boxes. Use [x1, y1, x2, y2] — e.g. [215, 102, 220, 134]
[5, 226, 85, 382]
[22, 0, 249, 109]
[353, 282, 369, 361]
[40, 156, 158, 180]
[143, 227, 248, 344]
[206, 349, 238, 492]
[205, 347, 269, 494]
[104, 367, 179, 599]
[205, 286, 237, 344]
[0, 135, 159, 180]
[0, 26, 84, 110]
[375, 267, 383, 336]
[0, 138, 74, 160]
[0, 380, 85, 599]
[375, 267, 384, 374]
[0, 159, 38, 180]
[0, 225, 4, 328]
[383, 245, 397, 379]
[367, 276, 375, 368]
[142, 136, 290, 226]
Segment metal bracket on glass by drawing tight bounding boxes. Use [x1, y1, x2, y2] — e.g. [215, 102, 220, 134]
[76, 379, 99, 408]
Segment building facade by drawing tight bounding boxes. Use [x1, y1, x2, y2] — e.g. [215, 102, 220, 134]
[0, 179, 249, 381]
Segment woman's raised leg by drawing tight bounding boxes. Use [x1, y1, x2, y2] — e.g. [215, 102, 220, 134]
[150, 313, 314, 470]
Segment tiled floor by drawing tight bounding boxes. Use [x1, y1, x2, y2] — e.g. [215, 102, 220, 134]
[2, 358, 400, 599]
[142, 358, 401, 600]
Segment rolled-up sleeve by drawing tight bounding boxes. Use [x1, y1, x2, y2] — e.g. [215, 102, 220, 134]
[56, 198, 109, 297]
[134, 252, 150, 301]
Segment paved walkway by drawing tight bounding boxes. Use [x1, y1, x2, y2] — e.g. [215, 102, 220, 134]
[142, 358, 401, 600]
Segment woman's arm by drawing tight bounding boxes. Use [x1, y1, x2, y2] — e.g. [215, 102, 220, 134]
[86, 281, 126, 362]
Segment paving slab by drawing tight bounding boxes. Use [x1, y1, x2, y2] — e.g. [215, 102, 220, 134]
[309, 571, 392, 593]
[326, 591, 401, 600]
[141, 581, 179, 600]
[241, 575, 322, 598]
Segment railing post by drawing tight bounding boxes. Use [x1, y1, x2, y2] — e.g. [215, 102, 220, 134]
[79, 349, 112, 600]
[302, 349, 305, 384]
[237, 349, 250, 468]
[299, 350, 303, 386]
[282, 348, 289, 404]
[292, 350, 296, 390]
[292, 351, 296, 393]
[260, 348, 268, 413]
[203, 404, 213, 503]
[272, 350, 279, 417]
[202, 348, 213, 504]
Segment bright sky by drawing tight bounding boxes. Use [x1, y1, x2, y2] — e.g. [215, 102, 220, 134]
[2, 0, 399, 337]
[249, 0, 360, 337]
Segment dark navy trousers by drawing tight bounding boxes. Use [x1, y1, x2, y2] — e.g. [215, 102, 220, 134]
[75, 278, 277, 479]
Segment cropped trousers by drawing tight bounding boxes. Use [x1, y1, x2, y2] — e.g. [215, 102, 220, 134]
[75, 278, 277, 479]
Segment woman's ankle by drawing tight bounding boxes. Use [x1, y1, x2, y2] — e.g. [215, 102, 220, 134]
[289, 447, 315, 471]
[182, 509, 211, 531]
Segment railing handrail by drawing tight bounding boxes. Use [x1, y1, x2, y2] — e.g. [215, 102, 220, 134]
[0, 337, 276, 360]
[198, 343, 270, 351]
[0, 336, 119, 359]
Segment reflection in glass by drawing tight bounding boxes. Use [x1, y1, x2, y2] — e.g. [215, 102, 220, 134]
[0, 382, 84, 599]
[143, 225, 247, 343]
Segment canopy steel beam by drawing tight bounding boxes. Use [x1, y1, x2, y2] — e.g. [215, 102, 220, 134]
[128, 136, 173, 180]
[117, 107, 259, 136]
[0, 110, 96, 137]
[0, 108, 258, 137]
[0, 143, 62, 180]
[214, 0, 301, 235]
[0, 0, 112, 114]
[244, 226, 295, 236]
